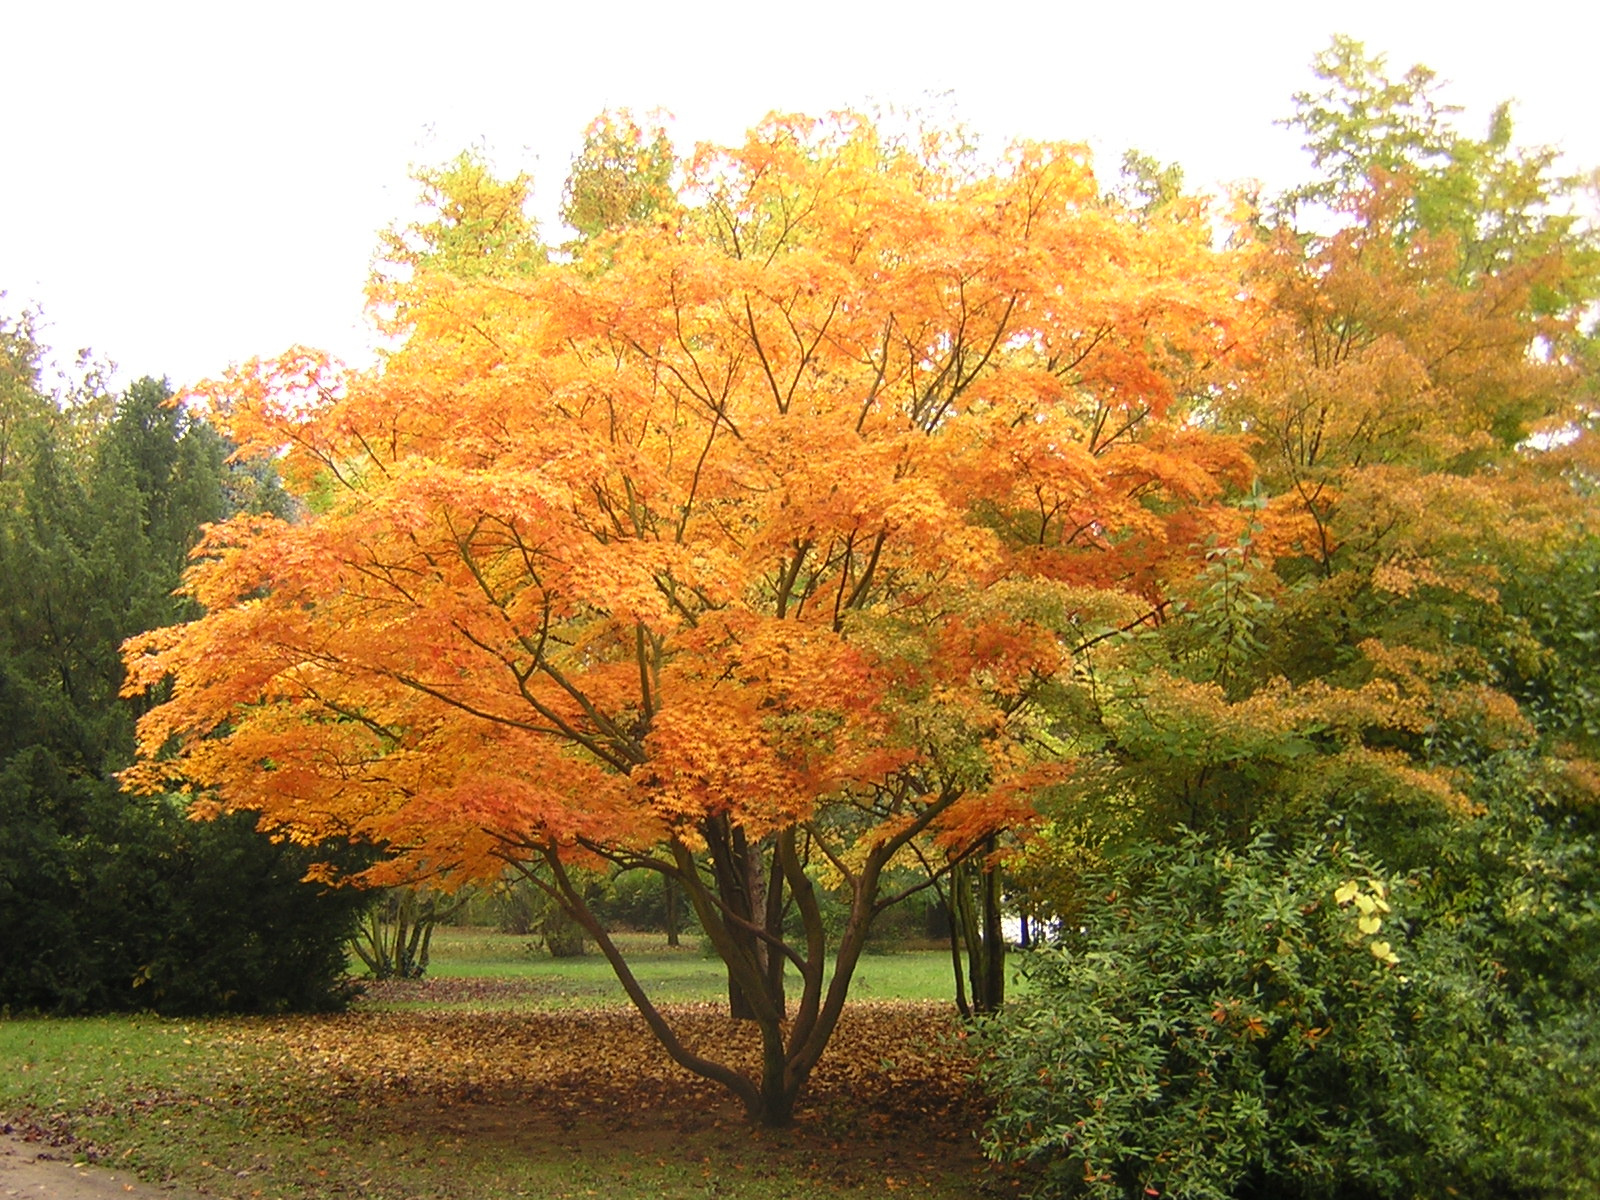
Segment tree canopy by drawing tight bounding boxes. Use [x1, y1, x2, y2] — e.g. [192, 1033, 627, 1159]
[125, 111, 1255, 1123]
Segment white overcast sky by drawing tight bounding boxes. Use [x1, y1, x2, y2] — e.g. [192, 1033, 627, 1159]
[4, 0, 1597, 392]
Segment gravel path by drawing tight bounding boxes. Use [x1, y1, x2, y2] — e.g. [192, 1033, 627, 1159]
[0, 1135, 202, 1200]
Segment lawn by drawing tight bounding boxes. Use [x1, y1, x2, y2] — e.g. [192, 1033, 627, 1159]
[0, 931, 1015, 1199]
[397, 927, 961, 1008]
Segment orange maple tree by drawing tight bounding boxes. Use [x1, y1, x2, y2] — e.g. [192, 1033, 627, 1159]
[124, 114, 1253, 1124]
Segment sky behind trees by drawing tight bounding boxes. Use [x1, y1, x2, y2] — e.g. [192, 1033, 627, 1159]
[4, 0, 1597, 390]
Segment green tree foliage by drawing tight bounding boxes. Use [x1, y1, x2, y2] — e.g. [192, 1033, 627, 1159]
[0, 324, 362, 1014]
[376, 148, 545, 282]
[1111, 149, 1185, 216]
[1282, 36, 1599, 303]
[560, 109, 676, 242]
[0, 305, 55, 488]
[980, 41, 1600, 1198]
[369, 148, 547, 339]
[0, 779, 367, 1014]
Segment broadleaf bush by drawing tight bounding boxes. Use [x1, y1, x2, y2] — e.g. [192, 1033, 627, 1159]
[977, 827, 1600, 1200]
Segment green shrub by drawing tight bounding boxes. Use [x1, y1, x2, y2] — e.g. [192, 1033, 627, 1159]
[0, 771, 369, 1015]
[978, 829, 1600, 1200]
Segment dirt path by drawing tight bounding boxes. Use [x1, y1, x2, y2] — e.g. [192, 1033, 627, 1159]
[0, 1135, 202, 1200]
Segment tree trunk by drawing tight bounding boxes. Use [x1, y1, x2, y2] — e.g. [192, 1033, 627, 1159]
[513, 786, 973, 1128]
[704, 818, 785, 1021]
[977, 837, 1006, 1012]
[949, 843, 1006, 1015]
[935, 886, 972, 1020]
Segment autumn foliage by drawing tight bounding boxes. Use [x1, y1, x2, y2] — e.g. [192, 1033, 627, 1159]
[124, 114, 1256, 1123]
[982, 42, 1600, 1199]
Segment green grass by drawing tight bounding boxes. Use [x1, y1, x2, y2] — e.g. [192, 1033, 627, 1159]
[368, 926, 961, 1010]
[0, 1014, 214, 1111]
[0, 1015, 284, 1184]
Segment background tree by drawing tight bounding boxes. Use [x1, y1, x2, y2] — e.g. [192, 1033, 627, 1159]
[560, 109, 677, 242]
[348, 886, 471, 979]
[0, 319, 364, 1014]
[369, 147, 547, 340]
[941, 848, 1006, 1016]
[1281, 35, 1599, 302]
[0, 304, 56, 489]
[982, 41, 1600, 1198]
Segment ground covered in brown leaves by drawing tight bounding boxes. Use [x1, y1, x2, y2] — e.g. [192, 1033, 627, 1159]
[246, 986, 984, 1138]
[189, 983, 1007, 1196]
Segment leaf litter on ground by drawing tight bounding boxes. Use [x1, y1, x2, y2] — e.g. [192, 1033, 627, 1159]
[4, 983, 1010, 1198]
[244, 990, 984, 1134]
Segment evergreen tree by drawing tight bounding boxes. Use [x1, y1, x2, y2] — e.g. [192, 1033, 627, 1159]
[0, 327, 364, 1014]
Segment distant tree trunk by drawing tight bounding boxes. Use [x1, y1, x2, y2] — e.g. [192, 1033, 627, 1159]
[978, 840, 1006, 1011]
[946, 894, 971, 1020]
[348, 887, 467, 980]
[538, 906, 588, 957]
[664, 876, 680, 947]
[949, 840, 1006, 1015]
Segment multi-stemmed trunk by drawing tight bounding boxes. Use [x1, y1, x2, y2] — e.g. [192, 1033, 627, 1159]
[521, 795, 965, 1127]
[947, 837, 1007, 1018]
[702, 818, 785, 1022]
